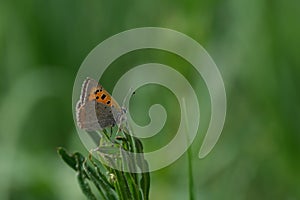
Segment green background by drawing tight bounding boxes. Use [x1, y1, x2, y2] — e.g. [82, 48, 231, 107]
[1, 0, 299, 199]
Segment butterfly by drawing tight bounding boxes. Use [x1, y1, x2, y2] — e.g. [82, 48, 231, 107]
[76, 77, 126, 132]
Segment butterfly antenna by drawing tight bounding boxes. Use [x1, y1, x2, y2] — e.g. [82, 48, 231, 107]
[119, 88, 136, 135]
[122, 87, 135, 108]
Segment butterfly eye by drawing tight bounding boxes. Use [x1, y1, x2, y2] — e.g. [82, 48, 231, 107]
[121, 107, 127, 114]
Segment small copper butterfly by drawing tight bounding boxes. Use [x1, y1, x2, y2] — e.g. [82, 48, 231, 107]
[76, 77, 126, 132]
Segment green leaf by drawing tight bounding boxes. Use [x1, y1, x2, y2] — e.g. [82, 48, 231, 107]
[57, 147, 77, 171]
[57, 126, 151, 200]
[135, 139, 150, 200]
[87, 157, 118, 200]
[75, 154, 98, 200]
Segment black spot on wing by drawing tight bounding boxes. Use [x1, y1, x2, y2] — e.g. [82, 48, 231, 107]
[101, 94, 106, 100]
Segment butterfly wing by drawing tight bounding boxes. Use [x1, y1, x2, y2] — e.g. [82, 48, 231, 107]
[95, 101, 116, 128]
[76, 77, 117, 131]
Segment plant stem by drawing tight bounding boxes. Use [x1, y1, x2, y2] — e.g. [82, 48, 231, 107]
[187, 146, 195, 200]
[182, 98, 195, 200]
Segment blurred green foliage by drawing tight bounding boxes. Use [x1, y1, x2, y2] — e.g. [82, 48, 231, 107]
[0, 0, 300, 200]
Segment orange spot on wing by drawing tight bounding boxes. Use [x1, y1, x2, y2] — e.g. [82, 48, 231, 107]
[88, 86, 113, 106]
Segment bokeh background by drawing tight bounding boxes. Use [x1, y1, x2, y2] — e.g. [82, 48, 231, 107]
[1, 0, 300, 200]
